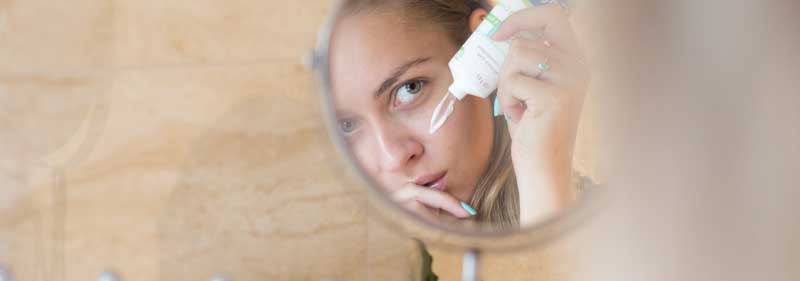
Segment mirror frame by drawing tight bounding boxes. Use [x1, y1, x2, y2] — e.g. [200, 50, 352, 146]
[310, 0, 606, 252]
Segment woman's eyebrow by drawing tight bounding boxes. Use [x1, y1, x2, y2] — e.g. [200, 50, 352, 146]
[374, 57, 431, 98]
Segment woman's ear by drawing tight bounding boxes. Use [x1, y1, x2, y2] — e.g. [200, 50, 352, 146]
[469, 8, 488, 32]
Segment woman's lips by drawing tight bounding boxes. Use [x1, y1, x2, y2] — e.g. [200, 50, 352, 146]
[414, 172, 447, 192]
[427, 174, 447, 191]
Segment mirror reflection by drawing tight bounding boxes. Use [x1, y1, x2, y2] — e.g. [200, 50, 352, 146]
[326, 0, 592, 231]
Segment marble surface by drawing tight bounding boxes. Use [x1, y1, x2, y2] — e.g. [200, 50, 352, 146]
[0, 0, 583, 280]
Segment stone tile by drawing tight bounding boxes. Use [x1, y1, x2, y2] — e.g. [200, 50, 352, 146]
[45, 62, 380, 281]
[0, 71, 110, 169]
[0, 0, 114, 72]
[0, 70, 111, 281]
[113, 0, 336, 66]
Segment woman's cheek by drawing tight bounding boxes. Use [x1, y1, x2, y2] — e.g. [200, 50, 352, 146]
[392, 101, 436, 138]
[440, 98, 470, 138]
[400, 89, 447, 134]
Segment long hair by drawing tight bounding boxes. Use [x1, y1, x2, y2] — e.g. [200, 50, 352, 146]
[338, 0, 520, 230]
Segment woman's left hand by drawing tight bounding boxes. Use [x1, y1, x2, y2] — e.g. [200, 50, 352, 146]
[492, 3, 590, 224]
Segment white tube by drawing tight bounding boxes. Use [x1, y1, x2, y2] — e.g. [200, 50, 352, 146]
[430, 0, 546, 134]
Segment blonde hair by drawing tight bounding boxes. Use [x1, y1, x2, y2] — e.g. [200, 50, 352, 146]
[471, 114, 518, 230]
[338, 0, 520, 230]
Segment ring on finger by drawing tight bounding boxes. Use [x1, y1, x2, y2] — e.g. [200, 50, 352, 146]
[536, 56, 551, 79]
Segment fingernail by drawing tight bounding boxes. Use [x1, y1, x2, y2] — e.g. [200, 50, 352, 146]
[529, 0, 552, 6]
[504, 113, 510, 123]
[460, 201, 477, 216]
[493, 97, 501, 117]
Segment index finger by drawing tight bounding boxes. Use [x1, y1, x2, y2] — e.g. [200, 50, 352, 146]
[392, 185, 473, 218]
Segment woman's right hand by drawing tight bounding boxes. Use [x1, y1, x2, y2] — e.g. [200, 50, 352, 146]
[391, 183, 475, 223]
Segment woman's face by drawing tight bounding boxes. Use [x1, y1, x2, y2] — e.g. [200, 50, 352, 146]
[329, 11, 494, 203]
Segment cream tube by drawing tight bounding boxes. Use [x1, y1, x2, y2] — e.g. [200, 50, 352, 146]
[430, 0, 556, 134]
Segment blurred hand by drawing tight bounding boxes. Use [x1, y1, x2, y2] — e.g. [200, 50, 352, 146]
[493, 3, 589, 224]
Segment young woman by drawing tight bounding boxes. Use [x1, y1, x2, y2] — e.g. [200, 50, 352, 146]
[328, 0, 590, 230]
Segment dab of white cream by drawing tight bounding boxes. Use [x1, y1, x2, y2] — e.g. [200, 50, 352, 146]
[429, 91, 456, 134]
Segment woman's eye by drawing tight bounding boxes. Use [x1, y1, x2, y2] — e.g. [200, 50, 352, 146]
[393, 80, 425, 107]
[338, 119, 359, 134]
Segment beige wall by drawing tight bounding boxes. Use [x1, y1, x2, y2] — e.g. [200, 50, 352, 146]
[0, 0, 576, 280]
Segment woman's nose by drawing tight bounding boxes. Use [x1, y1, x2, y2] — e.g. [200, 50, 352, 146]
[375, 128, 424, 173]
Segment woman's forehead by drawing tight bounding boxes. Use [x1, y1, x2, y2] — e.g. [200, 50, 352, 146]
[328, 13, 454, 102]
[331, 12, 453, 65]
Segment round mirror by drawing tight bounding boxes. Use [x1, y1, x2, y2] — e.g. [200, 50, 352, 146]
[313, 0, 603, 251]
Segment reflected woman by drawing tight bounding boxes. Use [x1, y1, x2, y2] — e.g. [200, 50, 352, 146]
[329, 0, 590, 230]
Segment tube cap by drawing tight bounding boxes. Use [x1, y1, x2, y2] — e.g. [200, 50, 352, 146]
[448, 83, 468, 100]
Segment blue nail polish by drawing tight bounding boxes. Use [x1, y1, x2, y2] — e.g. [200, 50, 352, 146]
[528, 0, 552, 6]
[493, 97, 500, 117]
[461, 201, 477, 216]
